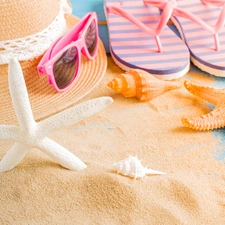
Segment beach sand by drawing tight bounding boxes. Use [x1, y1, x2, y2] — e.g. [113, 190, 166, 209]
[1, 56, 225, 224]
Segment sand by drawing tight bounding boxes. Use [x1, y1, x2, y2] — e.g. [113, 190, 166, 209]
[1, 56, 225, 224]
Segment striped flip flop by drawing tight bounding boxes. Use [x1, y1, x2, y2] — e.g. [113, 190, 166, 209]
[104, 0, 190, 80]
[172, 0, 225, 77]
[144, 0, 225, 77]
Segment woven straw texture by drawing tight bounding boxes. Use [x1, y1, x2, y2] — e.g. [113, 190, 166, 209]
[0, 0, 59, 40]
[0, 15, 107, 124]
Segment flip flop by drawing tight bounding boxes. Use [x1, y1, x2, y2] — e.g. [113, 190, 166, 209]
[143, 0, 225, 77]
[104, 0, 190, 80]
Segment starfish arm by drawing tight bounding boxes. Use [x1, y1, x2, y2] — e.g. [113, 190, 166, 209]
[182, 107, 225, 131]
[0, 125, 21, 140]
[8, 58, 35, 131]
[36, 137, 87, 171]
[38, 97, 113, 137]
[0, 142, 29, 172]
[184, 80, 225, 106]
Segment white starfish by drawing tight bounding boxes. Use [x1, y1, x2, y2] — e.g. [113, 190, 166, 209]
[0, 58, 113, 173]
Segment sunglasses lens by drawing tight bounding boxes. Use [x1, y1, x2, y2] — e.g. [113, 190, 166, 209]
[85, 20, 98, 56]
[53, 46, 78, 90]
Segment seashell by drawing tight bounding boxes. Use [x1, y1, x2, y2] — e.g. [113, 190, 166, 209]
[107, 69, 181, 102]
[113, 156, 166, 179]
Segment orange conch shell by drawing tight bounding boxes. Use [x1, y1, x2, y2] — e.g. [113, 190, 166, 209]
[107, 69, 181, 102]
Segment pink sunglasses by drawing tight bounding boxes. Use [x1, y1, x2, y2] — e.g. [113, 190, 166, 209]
[37, 12, 99, 92]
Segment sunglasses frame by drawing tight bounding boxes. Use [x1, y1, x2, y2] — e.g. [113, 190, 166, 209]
[37, 12, 99, 92]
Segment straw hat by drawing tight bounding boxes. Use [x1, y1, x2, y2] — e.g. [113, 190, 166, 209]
[0, 0, 107, 124]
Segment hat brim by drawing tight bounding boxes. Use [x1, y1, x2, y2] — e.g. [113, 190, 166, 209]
[0, 14, 107, 124]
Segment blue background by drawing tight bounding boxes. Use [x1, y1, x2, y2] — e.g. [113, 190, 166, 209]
[70, 0, 110, 53]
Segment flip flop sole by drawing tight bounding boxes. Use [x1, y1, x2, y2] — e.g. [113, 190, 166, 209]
[172, 0, 225, 77]
[104, 0, 190, 80]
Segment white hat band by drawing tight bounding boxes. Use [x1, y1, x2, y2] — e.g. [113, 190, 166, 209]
[0, 0, 72, 65]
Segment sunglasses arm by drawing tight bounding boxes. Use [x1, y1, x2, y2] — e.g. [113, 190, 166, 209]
[37, 36, 62, 75]
[49, 13, 93, 57]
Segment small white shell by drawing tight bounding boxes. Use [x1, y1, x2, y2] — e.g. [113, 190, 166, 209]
[113, 156, 166, 179]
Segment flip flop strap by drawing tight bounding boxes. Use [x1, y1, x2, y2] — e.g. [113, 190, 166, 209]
[201, 0, 225, 7]
[201, 0, 225, 33]
[143, 0, 225, 51]
[106, 2, 174, 53]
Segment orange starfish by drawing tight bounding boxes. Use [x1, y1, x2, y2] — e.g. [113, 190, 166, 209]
[182, 80, 225, 131]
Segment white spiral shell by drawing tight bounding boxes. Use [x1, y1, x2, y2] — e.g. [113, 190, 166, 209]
[113, 156, 166, 179]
